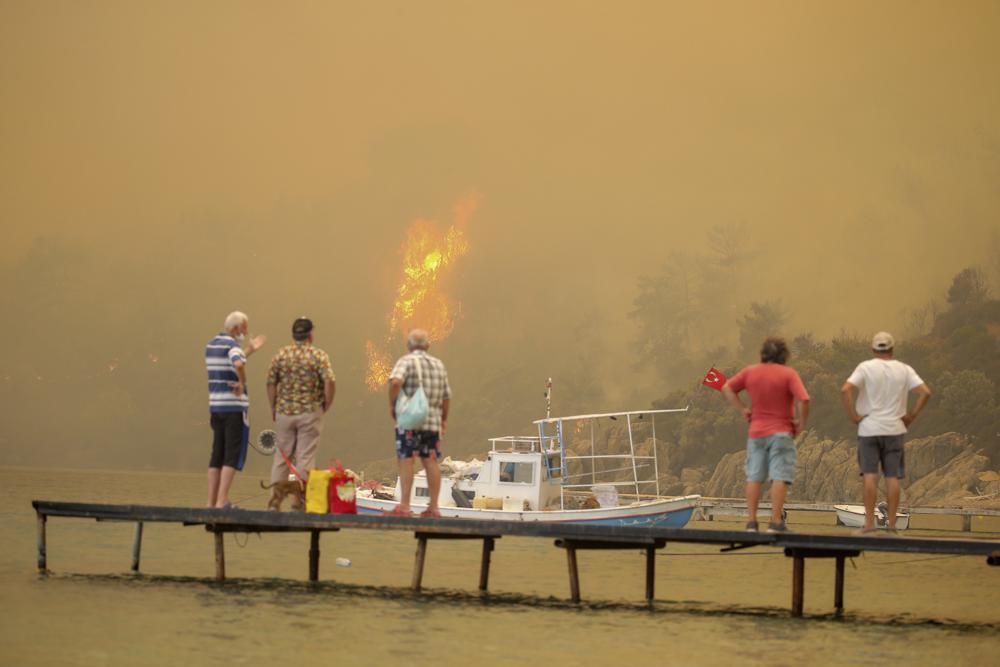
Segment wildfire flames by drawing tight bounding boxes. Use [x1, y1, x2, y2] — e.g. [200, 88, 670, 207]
[364, 193, 479, 391]
[364, 341, 393, 392]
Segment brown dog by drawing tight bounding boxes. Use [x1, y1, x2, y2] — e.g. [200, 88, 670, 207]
[260, 479, 305, 511]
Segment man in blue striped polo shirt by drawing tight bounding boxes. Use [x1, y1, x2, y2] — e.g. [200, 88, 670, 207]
[205, 311, 266, 508]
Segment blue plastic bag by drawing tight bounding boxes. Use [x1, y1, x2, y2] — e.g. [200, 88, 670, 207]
[395, 356, 429, 430]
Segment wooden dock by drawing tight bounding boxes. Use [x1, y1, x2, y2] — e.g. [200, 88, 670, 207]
[696, 497, 1000, 531]
[33, 500, 1000, 618]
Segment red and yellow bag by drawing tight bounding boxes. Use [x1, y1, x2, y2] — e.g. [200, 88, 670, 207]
[328, 461, 357, 514]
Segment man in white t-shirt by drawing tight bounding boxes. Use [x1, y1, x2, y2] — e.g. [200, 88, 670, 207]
[841, 331, 931, 533]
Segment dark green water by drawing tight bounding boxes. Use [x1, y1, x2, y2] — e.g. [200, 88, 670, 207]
[3, 468, 998, 666]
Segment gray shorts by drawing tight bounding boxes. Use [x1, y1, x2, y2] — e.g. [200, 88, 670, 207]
[857, 435, 905, 478]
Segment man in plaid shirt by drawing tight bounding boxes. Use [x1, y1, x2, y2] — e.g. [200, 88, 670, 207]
[388, 329, 451, 517]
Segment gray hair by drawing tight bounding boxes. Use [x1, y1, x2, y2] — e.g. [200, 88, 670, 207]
[407, 329, 430, 351]
[223, 311, 248, 332]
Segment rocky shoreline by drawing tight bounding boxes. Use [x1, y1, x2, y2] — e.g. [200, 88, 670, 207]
[659, 432, 999, 508]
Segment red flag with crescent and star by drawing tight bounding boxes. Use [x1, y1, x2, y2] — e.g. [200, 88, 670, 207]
[702, 367, 726, 391]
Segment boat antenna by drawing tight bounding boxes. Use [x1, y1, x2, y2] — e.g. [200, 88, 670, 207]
[545, 377, 553, 419]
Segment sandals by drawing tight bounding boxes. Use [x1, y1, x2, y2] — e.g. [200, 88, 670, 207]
[382, 506, 441, 518]
[384, 506, 414, 517]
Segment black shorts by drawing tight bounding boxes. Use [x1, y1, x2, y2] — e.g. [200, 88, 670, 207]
[209, 411, 249, 471]
[395, 429, 441, 460]
[857, 435, 905, 478]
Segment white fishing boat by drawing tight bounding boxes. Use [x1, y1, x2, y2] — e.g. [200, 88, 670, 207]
[358, 408, 700, 527]
[834, 502, 910, 531]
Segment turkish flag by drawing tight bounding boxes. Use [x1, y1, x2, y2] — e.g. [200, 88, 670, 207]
[702, 367, 727, 391]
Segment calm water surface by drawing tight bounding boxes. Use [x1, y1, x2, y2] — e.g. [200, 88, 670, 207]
[2, 468, 998, 666]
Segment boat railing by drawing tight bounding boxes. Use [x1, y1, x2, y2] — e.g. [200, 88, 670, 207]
[488, 436, 559, 454]
[559, 461, 654, 482]
[533, 406, 689, 509]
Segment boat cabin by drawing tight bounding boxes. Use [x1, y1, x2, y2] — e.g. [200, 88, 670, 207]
[394, 437, 563, 510]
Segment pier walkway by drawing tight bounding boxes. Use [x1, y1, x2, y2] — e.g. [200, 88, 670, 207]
[33, 500, 1000, 618]
[696, 497, 1000, 531]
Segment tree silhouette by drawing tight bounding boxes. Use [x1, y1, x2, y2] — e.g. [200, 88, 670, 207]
[738, 301, 788, 360]
[947, 267, 989, 305]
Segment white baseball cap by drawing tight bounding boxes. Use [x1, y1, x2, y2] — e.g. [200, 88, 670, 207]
[872, 331, 895, 351]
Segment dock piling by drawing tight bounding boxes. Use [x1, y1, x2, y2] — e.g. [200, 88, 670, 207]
[479, 537, 494, 591]
[213, 530, 225, 582]
[791, 555, 805, 617]
[36, 512, 47, 573]
[645, 547, 655, 602]
[834, 555, 845, 613]
[565, 546, 580, 603]
[131, 522, 144, 573]
[412, 536, 428, 591]
[309, 530, 320, 582]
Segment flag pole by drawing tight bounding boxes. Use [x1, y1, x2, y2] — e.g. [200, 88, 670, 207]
[545, 377, 552, 419]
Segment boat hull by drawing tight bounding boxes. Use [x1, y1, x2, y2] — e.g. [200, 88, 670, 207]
[833, 504, 910, 530]
[357, 495, 700, 527]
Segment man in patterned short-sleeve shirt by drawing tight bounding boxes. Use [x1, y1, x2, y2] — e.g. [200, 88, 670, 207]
[388, 328, 451, 517]
[266, 317, 336, 509]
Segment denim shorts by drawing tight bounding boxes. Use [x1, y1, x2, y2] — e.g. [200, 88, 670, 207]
[745, 433, 796, 483]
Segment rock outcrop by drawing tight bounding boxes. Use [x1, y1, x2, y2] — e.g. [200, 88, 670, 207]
[698, 432, 992, 506]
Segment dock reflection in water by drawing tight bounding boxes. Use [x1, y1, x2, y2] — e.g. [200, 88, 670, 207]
[2, 468, 998, 667]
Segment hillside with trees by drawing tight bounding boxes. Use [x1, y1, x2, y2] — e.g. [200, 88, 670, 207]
[627, 261, 1000, 505]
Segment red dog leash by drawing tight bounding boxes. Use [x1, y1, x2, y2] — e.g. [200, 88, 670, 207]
[278, 447, 306, 484]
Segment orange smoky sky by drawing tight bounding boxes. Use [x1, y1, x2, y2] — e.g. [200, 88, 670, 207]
[1, 1, 998, 471]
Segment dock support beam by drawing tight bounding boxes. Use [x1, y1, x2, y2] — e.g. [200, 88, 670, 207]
[410, 533, 501, 593]
[785, 548, 859, 617]
[412, 536, 427, 591]
[834, 556, 845, 613]
[646, 547, 656, 602]
[791, 556, 805, 617]
[309, 531, 320, 582]
[131, 522, 144, 573]
[566, 546, 580, 603]
[962, 515, 972, 532]
[479, 537, 495, 592]
[36, 512, 47, 573]
[555, 538, 667, 604]
[214, 530, 225, 582]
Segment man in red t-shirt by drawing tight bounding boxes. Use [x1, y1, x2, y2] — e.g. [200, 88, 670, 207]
[722, 337, 810, 533]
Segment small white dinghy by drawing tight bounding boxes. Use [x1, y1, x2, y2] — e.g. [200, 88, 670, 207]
[834, 502, 909, 531]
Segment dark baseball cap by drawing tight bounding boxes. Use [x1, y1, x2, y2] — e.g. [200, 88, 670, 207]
[292, 317, 313, 341]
